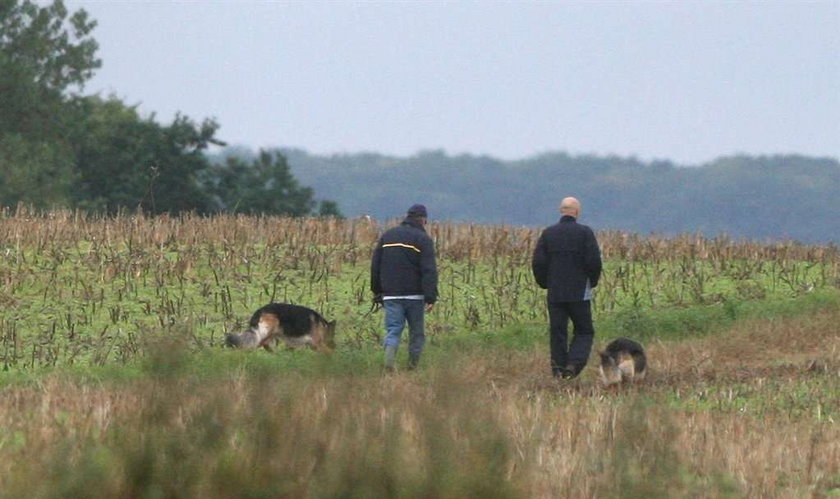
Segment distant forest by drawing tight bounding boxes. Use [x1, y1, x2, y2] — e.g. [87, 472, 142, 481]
[216, 148, 840, 244]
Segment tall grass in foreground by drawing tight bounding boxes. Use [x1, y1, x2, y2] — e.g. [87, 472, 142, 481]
[1, 309, 837, 498]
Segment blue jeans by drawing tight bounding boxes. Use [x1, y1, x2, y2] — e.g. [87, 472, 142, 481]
[383, 300, 426, 357]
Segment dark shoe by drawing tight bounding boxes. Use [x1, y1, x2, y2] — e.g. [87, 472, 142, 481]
[561, 364, 579, 380]
[407, 353, 420, 370]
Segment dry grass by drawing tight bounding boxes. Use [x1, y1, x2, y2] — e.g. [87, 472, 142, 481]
[459, 309, 840, 497]
[2, 207, 837, 263]
[0, 309, 837, 498]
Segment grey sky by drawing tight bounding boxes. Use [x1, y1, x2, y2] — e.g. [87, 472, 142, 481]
[67, 1, 839, 164]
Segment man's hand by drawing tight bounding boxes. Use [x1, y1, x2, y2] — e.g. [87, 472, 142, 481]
[425, 303, 434, 313]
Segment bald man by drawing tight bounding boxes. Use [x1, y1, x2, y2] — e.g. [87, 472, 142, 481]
[532, 197, 602, 379]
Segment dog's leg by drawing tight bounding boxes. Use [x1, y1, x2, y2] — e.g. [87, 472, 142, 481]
[309, 326, 333, 353]
[312, 340, 333, 354]
[320, 342, 334, 354]
[256, 313, 281, 352]
[618, 357, 635, 383]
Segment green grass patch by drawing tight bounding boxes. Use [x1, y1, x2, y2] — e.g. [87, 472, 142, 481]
[3, 288, 836, 386]
[431, 288, 840, 352]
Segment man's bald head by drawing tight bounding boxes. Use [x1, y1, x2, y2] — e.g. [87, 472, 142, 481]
[560, 197, 581, 218]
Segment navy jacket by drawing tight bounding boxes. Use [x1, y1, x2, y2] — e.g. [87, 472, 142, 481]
[532, 215, 602, 302]
[371, 218, 438, 304]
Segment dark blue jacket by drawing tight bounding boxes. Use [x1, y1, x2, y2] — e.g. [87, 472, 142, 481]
[532, 215, 602, 302]
[371, 218, 438, 304]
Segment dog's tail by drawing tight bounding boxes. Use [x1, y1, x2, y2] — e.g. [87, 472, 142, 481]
[608, 338, 647, 376]
[632, 350, 647, 378]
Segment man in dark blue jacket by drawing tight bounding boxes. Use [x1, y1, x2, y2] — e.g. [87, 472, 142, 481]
[371, 204, 438, 371]
[532, 197, 602, 379]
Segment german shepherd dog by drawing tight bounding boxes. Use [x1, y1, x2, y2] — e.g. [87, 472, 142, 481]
[225, 303, 336, 353]
[599, 337, 647, 386]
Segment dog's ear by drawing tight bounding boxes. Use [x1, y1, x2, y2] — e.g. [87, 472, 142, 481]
[598, 351, 613, 365]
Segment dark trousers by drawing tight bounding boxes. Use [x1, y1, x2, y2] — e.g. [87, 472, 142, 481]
[547, 300, 595, 375]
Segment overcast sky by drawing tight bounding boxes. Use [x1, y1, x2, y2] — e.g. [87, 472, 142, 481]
[66, 1, 839, 165]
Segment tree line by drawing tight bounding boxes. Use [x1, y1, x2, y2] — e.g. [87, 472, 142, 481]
[0, 0, 340, 217]
[270, 148, 839, 244]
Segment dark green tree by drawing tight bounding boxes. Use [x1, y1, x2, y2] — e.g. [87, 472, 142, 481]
[0, 1, 338, 217]
[204, 150, 341, 217]
[71, 96, 221, 214]
[0, 134, 75, 208]
[0, 0, 99, 139]
[317, 200, 343, 218]
[0, 0, 99, 208]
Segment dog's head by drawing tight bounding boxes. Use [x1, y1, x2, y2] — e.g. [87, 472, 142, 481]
[224, 328, 259, 349]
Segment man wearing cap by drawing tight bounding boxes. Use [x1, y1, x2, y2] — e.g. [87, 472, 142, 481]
[532, 197, 602, 379]
[371, 204, 438, 371]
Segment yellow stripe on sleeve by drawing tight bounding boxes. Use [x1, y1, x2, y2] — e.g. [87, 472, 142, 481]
[382, 243, 421, 253]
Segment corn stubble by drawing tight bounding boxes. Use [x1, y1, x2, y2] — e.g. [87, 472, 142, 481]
[0, 208, 836, 369]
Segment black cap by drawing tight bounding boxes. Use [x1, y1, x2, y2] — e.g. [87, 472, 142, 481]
[407, 204, 428, 218]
